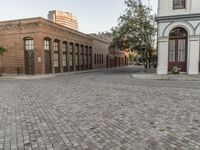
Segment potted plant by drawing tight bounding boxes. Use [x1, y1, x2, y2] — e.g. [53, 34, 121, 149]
[171, 66, 181, 74]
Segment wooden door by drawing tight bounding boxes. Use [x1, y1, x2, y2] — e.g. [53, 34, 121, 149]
[25, 50, 34, 75]
[54, 51, 60, 73]
[168, 27, 187, 72]
[45, 51, 51, 74]
[168, 39, 187, 72]
[63, 53, 67, 72]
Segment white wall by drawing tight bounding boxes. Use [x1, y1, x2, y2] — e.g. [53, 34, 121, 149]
[158, 0, 200, 16]
[157, 0, 200, 74]
[157, 38, 168, 74]
[187, 36, 199, 74]
[157, 21, 200, 74]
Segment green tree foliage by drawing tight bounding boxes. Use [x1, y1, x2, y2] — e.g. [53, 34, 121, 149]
[0, 46, 7, 55]
[111, 0, 156, 68]
[0, 46, 6, 75]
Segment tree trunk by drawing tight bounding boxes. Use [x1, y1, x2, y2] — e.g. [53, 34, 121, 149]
[143, 51, 147, 71]
[149, 48, 153, 68]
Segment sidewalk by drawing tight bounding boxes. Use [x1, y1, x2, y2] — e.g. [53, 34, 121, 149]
[55, 68, 110, 76]
[131, 73, 200, 81]
[0, 74, 55, 80]
[0, 66, 128, 80]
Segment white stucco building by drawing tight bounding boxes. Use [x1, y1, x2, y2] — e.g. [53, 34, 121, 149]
[156, 0, 200, 74]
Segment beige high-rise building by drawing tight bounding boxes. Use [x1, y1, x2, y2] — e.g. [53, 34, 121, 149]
[48, 10, 78, 31]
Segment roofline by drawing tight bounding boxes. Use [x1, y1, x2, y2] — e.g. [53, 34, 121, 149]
[0, 17, 43, 24]
[155, 13, 200, 22]
[0, 17, 92, 40]
[88, 34, 111, 44]
[0, 17, 116, 44]
[39, 17, 91, 38]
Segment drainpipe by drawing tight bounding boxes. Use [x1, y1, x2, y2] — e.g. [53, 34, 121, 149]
[190, 0, 192, 14]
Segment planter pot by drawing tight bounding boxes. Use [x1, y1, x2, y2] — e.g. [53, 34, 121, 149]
[172, 72, 180, 74]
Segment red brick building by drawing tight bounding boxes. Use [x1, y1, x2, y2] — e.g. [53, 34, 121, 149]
[90, 35, 110, 69]
[109, 48, 129, 68]
[0, 17, 128, 75]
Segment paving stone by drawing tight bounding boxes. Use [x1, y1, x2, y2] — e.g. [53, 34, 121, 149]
[0, 66, 200, 149]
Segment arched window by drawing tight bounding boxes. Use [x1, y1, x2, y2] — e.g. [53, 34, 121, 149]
[54, 40, 60, 73]
[69, 43, 73, 70]
[169, 27, 187, 38]
[89, 47, 92, 68]
[44, 39, 50, 51]
[24, 37, 34, 74]
[85, 46, 88, 69]
[173, 0, 186, 9]
[168, 27, 187, 72]
[44, 38, 52, 74]
[80, 45, 84, 69]
[63, 41, 68, 72]
[75, 44, 79, 68]
[24, 38, 34, 51]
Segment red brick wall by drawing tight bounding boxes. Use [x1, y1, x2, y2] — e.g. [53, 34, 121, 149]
[92, 38, 109, 69]
[109, 48, 129, 68]
[0, 18, 93, 74]
[0, 17, 129, 75]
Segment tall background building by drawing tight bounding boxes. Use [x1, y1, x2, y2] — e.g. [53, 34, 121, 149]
[48, 10, 78, 31]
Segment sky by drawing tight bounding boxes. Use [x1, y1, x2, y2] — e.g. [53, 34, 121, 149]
[0, 0, 157, 33]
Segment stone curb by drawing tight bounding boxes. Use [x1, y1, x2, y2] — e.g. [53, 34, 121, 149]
[0, 66, 131, 80]
[0, 74, 55, 80]
[55, 66, 131, 76]
[131, 73, 200, 81]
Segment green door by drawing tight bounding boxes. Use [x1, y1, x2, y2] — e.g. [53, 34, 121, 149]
[45, 51, 51, 74]
[25, 50, 34, 75]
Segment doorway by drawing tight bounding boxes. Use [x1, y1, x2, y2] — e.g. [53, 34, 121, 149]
[168, 27, 187, 72]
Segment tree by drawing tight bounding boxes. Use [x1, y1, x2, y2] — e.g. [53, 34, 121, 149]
[111, 0, 156, 69]
[0, 46, 7, 75]
[0, 46, 7, 55]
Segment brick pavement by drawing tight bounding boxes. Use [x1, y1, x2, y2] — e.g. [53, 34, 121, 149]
[0, 66, 200, 150]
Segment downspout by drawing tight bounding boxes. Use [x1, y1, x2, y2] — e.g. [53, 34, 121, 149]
[189, 0, 192, 14]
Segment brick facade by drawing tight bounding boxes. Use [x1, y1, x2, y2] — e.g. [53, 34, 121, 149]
[90, 35, 110, 69]
[0, 17, 128, 75]
[109, 48, 129, 68]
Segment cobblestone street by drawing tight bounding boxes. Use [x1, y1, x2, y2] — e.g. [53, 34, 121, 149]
[1, 66, 200, 150]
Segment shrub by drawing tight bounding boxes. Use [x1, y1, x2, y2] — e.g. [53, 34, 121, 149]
[171, 66, 181, 74]
[0, 46, 7, 55]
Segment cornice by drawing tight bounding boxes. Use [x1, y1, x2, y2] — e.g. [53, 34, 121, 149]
[156, 13, 200, 23]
